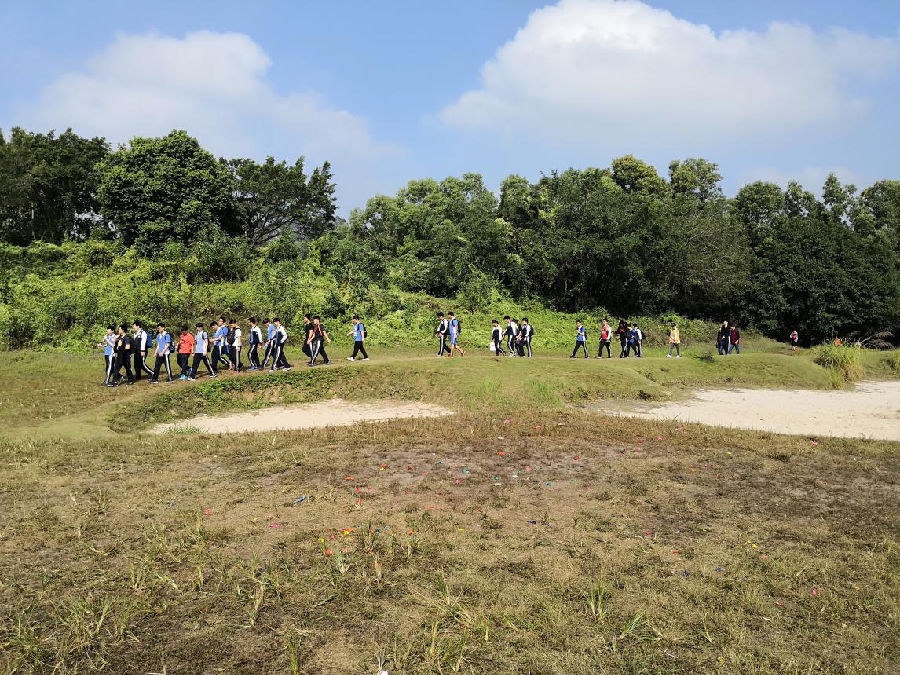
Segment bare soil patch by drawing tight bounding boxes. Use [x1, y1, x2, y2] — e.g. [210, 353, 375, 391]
[153, 398, 453, 434]
[591, 380, 900, 441]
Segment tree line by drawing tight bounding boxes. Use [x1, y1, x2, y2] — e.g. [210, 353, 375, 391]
[1, 126, 898, 345]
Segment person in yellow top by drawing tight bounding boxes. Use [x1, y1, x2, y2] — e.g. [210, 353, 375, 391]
[666, 322, 681, 358]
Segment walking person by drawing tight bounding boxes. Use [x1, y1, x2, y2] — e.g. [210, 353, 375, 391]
[491, 319, 504, 355]
[625, 324, 637, 357]
[188, 323, 215, 380]
[504, 316, 517, 357]
[150, 323, 174, 383]
[307, 316, 331, 366]
[177, 325, 194, 379]
[596, 319, 612, 358]
[520, 318, 534, 357]
[447, 312, 466, 357]
[633, 324, 643, 358]
[110, 325, 135, 386]
[729, 324, 741, 355]
[230, 319, 243, 372]
[211, 317, 230, 371]
[666, 322, 681, 358]
[132, 321, 154, 380]
[434, 312, 450, 357]
[261, 318, 275, 368]
[570, 320, 588, 359]
[717, 321, 729, 355]
[346, 315, 369, 361]
[96, 325, 117, 385]
[271, 317, 293, 371]
[616, 320, 628, 358]
[790, 330, 799, 351]
[301, 314, 314, 361]
[248, 317, 263, 370]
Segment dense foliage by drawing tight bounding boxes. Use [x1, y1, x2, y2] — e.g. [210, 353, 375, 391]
[1, 127, 897, 349]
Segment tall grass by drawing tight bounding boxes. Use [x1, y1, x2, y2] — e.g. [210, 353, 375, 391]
[814, 343, 864, 387]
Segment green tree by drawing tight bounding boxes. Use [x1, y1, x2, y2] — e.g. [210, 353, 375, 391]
[97, 130, 230, 248]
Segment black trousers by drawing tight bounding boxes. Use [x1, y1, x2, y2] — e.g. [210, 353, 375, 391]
[507, 335, 516, 355]
[134, 349, 153, 379]
[177, 353, 190, 376]
[351, 341, 368, 359]
[113, 353, 134, 383]
[436, 334, 448, 356]
[210, 345, 229, 372]
[492, 336, 504, 355]
[572, 341, 587, 358]
[619, 337, 627, 357]
[271, 342, 291, 369]
[103, 354, 115, 383]
[230, 346, 242, 371]
[309, 339, 328, 364]
[598, 340, 611, 358]
[152, 353, 173, 381]
[523, 336, 532, 357]
[190, 353, 214, 377]
[262, 342, 273, 366]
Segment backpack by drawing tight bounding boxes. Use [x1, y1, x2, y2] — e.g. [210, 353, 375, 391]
[226, 326, 235, 346]
[456, 319, 462, 335]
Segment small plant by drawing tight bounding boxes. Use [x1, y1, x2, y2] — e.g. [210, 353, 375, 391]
[586, 581, 609, 621]
[814, 343, 863, 386]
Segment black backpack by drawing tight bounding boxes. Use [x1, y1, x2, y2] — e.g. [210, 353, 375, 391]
[456, 319, 462, 335]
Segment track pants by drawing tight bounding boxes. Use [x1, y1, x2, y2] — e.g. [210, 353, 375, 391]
[436, 334, 448, 356]
[619, 338, 627, 358]
[262, 342, 273, 367]
[309, 339, 328, 365]
[152, 354, 173, 381]
[492, 336, 504, 355]
[506, 335, 516, 356]
[249, 344, 260, 368]
[113, 353, 134, 384]
[271, 342, 291, 370]
[177, 353, 190, 376]
[230, 346, 242, 371]
[598, 340, 611, 358]
[523, 336, 532, 357]
[351, 341, 368, 359]
[190, 353, 214, 378]
[572, 341, 588, 358]
[104, 354, 115, 384]
[135, 350, 153, 379]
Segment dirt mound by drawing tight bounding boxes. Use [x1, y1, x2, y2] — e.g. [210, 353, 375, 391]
[154, 398, 453, 435]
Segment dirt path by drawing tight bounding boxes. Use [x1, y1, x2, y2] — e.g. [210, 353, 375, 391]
[154, 398, 453, 435]
[593, 380, 900, 441]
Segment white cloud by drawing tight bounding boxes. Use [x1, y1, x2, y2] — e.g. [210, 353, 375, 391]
[440, 0, 898, 145]
[16, 31, 402, 211]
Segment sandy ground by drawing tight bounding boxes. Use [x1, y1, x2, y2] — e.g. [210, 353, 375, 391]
[154, 398, 453, 435]
[594, 380, 900, 441]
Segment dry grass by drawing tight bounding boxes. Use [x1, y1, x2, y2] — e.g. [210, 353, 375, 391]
[0, 351, 898, 674]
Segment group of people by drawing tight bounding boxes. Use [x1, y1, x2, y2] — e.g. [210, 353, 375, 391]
[570, 318, 652, 359]
[715, 321, 742, 355]
[490, 316, 535, 357]
[97, 315, 369, 386]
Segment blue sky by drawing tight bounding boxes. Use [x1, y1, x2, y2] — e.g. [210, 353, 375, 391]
[1, 0, 898, 214]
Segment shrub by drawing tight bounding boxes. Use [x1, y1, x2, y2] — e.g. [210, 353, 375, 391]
[814, 343, 863, 386]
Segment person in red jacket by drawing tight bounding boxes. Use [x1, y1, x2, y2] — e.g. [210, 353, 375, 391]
[729, 325, 741, 355]
[177, 326, 195, 379]
[596, 319, 612, 358]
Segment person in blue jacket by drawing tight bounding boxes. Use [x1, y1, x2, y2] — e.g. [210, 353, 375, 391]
[570, 320, 588, 359]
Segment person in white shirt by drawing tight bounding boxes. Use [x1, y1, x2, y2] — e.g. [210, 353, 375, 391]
[132, 321, 154, 379]
[248, 317, 264, 370]
[229, 319, 243, 372]
[270, 317, 293, 371]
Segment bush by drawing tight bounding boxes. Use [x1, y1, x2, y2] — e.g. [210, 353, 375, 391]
[814, 343, 863, 386]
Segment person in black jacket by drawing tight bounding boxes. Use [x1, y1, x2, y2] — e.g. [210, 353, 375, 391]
[616, 320, 628, 358]
[110, 324, 135, 386]
[717, 321, 729, 355]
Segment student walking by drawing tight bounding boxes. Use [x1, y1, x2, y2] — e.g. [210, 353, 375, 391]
[188, 323, 215, 380]
[504, 316, 517, 357]
[177, 326, 194, 379]
[491, 319, 504, 355]
[211, 317, 230, 371]
[717, 321, 729, 355]
[301, 314, 314, 361]
[132, 321, 153, 380]
[261, 319, 275, 368]
[625, 324, 638, 357]
[111, 325, 135, 386]
[570, 320, 588, 358]
[97, 325, 117, 385]
[790, 330, 799, 351]
[347, 315, 369, 361]
[729, 325, 741, 354]
[634, 324, 643, 358]
[520, 318, 534, 357]
[447, 312, 466, 357]
[616, 320, 628, 358]
[230, 319, 243, 371]
[666, 323, 681, 358]
[150, 323, 174, 383]
[271, 317, 293, 371]
[434, 312, 450, 357]
[248, 317, 263, 370]
[307, 316, 330, 366]
[596, 320, 612, 358]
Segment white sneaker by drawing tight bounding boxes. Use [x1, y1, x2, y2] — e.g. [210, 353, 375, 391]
[362, 358, 369, 361]
[666, 354, 672, 358]
[676, 355, 681, 358]
[347, 357, 354, 361]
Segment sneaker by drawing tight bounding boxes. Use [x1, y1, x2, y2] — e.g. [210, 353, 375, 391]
[569, 355, 575, 359]
[666, 354, 672, 358]
[676, 355, 681, 359]
[347, 357, 355, 361]
[150, 380, 160, 384]
[188, 377, 196, 381]
[362, 358, 369, 361]
[283, 367, 293, 372]
[323, 360, 330, 365]
[209, 373, 218, 378]
[179, 374, 187, 380]
[126, 381, 135, 386]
